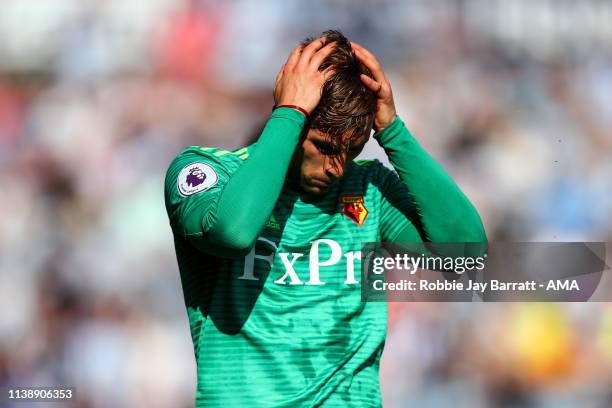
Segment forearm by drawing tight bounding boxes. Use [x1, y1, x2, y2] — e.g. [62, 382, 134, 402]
[208, 108, 305, 250]
[375, 116, 487, 243]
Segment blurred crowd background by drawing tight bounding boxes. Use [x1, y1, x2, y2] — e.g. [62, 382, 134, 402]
[1, 0, 611, 407]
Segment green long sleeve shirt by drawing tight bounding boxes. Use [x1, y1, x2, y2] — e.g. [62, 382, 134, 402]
[164, 107, 486, 407]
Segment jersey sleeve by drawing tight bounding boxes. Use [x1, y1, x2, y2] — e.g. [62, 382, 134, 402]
[379, 165, 424, 243]
[165, 107, 307, 257]
[164, 148, 235, 254]
[375, 116, 487, 246]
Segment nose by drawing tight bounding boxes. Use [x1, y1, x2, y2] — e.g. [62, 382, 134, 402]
[325, 154, 346, 180]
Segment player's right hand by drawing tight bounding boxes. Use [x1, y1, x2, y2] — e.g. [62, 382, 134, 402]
[273, 37, 336, 115]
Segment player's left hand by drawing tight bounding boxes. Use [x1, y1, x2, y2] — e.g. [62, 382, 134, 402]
[351, 42, 397, 132]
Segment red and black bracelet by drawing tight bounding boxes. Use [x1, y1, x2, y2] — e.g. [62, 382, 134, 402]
[273, 104, 309, 118]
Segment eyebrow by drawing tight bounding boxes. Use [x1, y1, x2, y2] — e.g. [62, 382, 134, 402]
[315, 137, 363, 148]
[312, 137, 367, 156]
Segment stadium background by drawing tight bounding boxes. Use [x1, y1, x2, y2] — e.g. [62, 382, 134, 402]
[1, 0, 611, 406]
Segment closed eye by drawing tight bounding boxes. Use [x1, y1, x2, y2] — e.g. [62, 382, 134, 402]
[314, 140, 339, 155]
[313, 139, 366, 156]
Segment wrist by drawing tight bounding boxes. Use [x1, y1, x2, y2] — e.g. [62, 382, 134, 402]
[373, 115, 405, 144]
[374, 115, 401, 134]
[273, 104, 309, 118]
[270, 106, 308, 129]
[373, 113, 398, 133]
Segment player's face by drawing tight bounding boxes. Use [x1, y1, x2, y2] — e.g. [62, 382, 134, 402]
[294, 128, 368, 195]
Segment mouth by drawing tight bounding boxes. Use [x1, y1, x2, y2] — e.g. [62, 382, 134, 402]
[310, 178, 332, 188]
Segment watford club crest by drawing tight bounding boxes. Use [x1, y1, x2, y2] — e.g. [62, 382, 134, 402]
[341, 195, 368, 226]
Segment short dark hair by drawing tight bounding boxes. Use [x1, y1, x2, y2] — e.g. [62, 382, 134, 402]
[302, 30, 377, 153]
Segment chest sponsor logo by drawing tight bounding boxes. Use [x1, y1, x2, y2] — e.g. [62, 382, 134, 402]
[341, 195, 368, 226]
[177, 162, 218, 196]
[239, 238, 361, 285]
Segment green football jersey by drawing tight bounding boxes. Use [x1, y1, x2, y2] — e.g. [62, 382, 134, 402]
[165, 111, 486, 407]
[166, 147, 420, 407]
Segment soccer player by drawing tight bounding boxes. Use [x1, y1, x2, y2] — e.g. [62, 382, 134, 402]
[165, 30, 486, 407]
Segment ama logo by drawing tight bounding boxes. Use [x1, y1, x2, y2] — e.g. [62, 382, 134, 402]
[178, 162, 218, 196]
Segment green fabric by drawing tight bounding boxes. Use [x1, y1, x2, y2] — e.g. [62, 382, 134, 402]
[164, 114, 486, 407]
[165, 107, 306, 256]
[373, 116, 487, 251]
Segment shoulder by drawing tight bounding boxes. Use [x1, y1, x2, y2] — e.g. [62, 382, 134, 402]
[168, 145, 250, 168]
[167, 145, 250, 174]
[342, 159, 402, 201]
[346, 158, 393, 183]
[164, 145, 250, 197]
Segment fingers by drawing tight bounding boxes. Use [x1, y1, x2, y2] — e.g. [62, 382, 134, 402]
[297, 37, 326, 69]
[360, 73, 382, 93]
[354, 48, 384, 83]
[351, 42, 378, 65]
[309, 41, 336, 71]
[275, 64, 285, 84]
[285, 45, 303, 69]
[351, 42, 386, 84]
[322, 66, 335, 81]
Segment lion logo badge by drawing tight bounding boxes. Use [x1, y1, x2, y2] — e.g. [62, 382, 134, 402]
[178, 162, 218, 196]
[186, 168, 206, 187]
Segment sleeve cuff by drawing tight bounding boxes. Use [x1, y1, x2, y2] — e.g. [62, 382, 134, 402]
[373, 115, 416, 146]
[270, 106, 308, 127]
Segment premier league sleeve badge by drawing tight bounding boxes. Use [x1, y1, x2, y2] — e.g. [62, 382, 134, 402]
[177, 162, 218, 196]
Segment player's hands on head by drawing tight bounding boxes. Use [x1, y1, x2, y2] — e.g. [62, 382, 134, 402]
[274, 37, 336, 115]
[351, 42, 397, 132]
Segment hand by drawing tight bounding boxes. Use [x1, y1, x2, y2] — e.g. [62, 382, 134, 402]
[273, 38, 336, 115]
[351, 42, 397, 132]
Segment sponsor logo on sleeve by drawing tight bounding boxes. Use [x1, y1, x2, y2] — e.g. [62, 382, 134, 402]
[177, 162, 218, 196]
